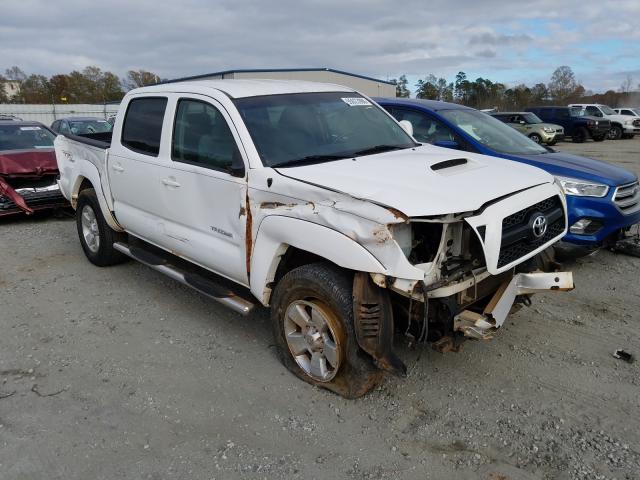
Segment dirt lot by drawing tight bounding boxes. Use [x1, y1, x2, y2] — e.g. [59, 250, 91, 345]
[1, 138, 639, 480]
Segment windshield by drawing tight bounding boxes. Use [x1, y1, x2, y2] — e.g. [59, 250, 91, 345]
[599, 105, 616, 115]
[0, 124, 56, 151]
[522, 113, 543, 124]
[439, 109, 548, 155]
[69, 119, 113, 134]
[234, 92, 415, 167]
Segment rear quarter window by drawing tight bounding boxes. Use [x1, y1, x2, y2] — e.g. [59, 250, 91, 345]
[121, 97, 168, 156]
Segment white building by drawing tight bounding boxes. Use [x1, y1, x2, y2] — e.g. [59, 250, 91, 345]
[165, 68, 397, 97]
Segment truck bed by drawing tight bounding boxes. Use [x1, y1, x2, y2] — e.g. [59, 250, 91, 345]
[62, 131, 112, 149]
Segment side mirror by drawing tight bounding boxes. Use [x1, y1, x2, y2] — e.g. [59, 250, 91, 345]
[398, 120, 413, 137]
[433, 140, 460, 150]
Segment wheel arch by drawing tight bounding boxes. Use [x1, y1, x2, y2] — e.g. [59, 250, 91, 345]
[250, 215, 387, 306]
[70, 166, 123, 232]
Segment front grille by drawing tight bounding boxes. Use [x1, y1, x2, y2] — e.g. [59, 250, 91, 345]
[0, 189, 66, 211]
[497, 195, 565, 268]
[614, 181, 640, 214]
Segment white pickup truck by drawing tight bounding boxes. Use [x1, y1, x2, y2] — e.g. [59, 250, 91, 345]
[55, 80, 573, 397]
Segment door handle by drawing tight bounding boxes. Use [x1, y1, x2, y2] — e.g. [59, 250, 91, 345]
[162, 178, 181, 188]
[112, 164, 124, 172]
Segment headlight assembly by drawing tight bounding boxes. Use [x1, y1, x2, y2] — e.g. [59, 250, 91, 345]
[555, 176, 609, 197]
[543, 127, 554, 133]
[389, 223, 412, 256]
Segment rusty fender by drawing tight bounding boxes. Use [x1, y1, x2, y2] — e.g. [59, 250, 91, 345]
[353, 272, 407, 376]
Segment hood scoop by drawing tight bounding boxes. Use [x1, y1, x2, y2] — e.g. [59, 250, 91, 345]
[431, 158, 468, 171]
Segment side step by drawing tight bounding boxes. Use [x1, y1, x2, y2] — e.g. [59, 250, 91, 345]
[113, 242, 255, 316]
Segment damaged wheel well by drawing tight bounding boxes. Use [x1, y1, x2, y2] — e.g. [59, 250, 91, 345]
[78, 178, 93, 193]
[273, 246, 326, 286]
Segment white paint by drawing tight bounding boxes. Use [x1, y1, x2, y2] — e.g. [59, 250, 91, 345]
[55, 79, 568, 310]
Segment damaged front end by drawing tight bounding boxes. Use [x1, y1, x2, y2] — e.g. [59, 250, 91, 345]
[0, 150, 68, 217]
[353, 185, 574, 367]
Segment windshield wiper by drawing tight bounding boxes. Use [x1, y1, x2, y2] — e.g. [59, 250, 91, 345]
[352, 144, 409, 157]
[270, 154, 351, 168]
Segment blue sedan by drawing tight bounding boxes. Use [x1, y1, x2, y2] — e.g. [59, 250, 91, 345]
[375, 98, 640, 252]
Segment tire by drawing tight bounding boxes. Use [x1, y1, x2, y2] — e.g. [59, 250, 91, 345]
[572, 127, 588, 143]
[76, 188, 128, 266]
[607, 125, 623, 140]
[529, 133, 542, 143]
[270, 262, 382, 398]
[593, 134, 606, 142]
[547, 139, 557, 146]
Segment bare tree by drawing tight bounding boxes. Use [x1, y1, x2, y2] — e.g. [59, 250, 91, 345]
[620, 74, 633, 93]
[548, 66, 582, 103]
[125, 70, 161, 90]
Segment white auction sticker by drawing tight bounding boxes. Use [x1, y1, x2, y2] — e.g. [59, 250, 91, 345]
[341, 97, 372, 106]
[20, 126, 42, 131]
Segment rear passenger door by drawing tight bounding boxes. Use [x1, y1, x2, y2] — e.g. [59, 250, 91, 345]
[158, 95, 249, 285]
[108, 95, 171, 247]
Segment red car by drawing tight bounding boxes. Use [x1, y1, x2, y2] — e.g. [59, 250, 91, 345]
[0, 121, 68, 217]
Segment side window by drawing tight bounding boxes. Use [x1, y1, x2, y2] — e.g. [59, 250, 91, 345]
[59, 121, 71, 135]
[556, 109, 569, 119]
[51, 121, 59, 132]
[121, 97, 167, 156]
[621, 109, 632, 116]
[172, 99, 240, 171]
[585, 106, 601, 117]
[392, 109, 456, 144]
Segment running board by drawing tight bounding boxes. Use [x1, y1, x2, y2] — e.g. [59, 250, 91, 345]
[113, 242, 255, 316]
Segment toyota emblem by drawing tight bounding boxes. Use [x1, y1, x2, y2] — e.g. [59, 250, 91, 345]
[532, 214, 548, 239]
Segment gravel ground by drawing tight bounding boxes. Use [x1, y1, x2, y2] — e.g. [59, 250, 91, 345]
[1, 138, 639, 480]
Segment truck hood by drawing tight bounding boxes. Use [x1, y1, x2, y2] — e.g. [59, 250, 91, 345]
[510, 151, 636, 187]
[275, 145, 553, 217]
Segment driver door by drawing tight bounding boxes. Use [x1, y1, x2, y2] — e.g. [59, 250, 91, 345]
[157, 94, 249, 285]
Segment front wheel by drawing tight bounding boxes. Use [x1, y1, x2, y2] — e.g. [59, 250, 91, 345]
[547, 139, 557, 146]
[76, 188, 128, 266]
[607, 125, 623, 140]
[593, 134, 606, 142]
[572, 127, 588, 143]
[529, 133, 542, 143]
[270, 263, 382, 398]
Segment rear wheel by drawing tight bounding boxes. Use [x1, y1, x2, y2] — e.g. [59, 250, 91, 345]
[572, 127, 588, 143]
[76, 188, 128, 266]
[607, 125, 623, 140]
[529, 133, 542, 143]
[270, 263, 382, 398]
[592, 134, 606, 142]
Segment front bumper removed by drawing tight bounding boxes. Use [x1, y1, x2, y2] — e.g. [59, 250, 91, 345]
[454, 272, 574, 340]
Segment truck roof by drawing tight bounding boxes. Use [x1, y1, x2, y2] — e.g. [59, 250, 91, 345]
[129, 79, 355, 99]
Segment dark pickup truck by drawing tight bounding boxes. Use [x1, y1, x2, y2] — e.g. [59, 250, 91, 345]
[525, 106, 610, 143]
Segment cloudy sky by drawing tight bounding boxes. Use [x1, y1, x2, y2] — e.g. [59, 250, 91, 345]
[2, 0, 639, 93]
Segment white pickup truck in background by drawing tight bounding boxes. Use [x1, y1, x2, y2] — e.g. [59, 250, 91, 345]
[55, 80, 573, 397]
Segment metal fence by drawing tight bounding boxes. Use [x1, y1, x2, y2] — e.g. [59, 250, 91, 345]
[0, 103, 120, 126]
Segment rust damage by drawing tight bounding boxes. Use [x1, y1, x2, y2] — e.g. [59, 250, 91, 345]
[259, 201, 317, 210]
[245, 191, 253, 279]
[385, 206, 409, 222]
